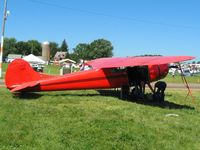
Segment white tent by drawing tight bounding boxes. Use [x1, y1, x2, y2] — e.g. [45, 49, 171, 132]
[23, 54, 45, 64]
[59, 58, 76, 64]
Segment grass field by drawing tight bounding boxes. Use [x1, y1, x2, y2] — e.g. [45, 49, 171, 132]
[162, 74, 200, 84]
[43, 64, 60, 75]
[0, 88, 200, 149]
[1, 63, 9, 78]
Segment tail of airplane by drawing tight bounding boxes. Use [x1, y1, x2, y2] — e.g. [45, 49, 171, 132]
[5, 59, 53, 90]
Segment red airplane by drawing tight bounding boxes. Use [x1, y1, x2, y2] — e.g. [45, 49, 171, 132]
[5, 56, 194, 101]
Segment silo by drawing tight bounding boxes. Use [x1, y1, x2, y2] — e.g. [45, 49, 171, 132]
[42, 41, 50, 62]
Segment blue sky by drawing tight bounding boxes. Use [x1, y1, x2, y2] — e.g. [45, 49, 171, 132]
[0, 0, 200, 60]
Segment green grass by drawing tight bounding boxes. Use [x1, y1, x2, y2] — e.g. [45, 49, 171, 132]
[0, 88, 200, 149]
[2, 63, 8, 71]
[1, 63, 8, 78]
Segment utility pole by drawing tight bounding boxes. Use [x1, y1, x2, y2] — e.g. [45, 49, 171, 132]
[0, 0, 8, 78]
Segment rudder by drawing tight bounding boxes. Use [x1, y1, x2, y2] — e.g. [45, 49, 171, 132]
[5, 59, 43, 90]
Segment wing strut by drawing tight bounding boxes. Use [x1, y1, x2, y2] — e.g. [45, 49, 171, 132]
[178, 63, 195, 102]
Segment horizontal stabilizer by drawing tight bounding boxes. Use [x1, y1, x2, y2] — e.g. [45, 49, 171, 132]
[5, 59, 55, 91]
[11, 81, 39, 92]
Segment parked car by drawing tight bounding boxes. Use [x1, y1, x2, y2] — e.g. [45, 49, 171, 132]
[178, 68, 191, 76]
[31, 64, 44, 72]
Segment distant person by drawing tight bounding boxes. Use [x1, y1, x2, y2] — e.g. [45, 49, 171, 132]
[80, 61, 92, 71]
[172, 71, 175, 78]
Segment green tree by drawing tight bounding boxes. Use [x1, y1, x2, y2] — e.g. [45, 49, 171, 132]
[27, 40, 42, 56]
[49, 42, 59, 59]
[3, 37, 17, 57]
[15, 41, 31, 55]
[89, 39, 113, 59]
[71, 39, 114, 61]
[60, 39, 69, 57]
[72, 43, 90, 61]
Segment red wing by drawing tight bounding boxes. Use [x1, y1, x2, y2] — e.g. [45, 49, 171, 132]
[87, 56, 195, 69]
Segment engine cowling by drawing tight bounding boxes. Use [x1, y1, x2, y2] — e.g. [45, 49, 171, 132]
[148, 64, 169, 82]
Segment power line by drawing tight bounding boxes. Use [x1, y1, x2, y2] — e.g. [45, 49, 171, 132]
[28, 0, 199, 30]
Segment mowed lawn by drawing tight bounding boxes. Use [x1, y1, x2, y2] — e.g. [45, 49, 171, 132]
[0, 88, 200, 149]
[162, 74, 200, 84]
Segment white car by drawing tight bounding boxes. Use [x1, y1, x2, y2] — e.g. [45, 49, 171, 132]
[180, 68, 191, 76]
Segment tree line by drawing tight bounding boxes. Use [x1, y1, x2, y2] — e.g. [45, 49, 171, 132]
[3, 38, 113, 61]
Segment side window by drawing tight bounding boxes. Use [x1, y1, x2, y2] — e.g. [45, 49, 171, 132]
[110, 68, 126, 73]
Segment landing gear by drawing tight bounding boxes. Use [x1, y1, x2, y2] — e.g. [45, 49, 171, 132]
[131, 84, 145, 99]
[125, 66, 167, 102]
[120, 82, 147, 100]
[120, 81, 167, 103]
[120, 85, 130, 100]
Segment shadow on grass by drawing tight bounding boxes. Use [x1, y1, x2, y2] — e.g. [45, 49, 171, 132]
[13, 90, 194, 110]
[13, 92, 43, 100]
[98, 89, 195, 110]
[14, 92, 99, 100]
[44, 93, 100, 97]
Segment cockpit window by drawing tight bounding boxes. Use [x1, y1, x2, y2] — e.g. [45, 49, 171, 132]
[110, 68, 126, 73]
